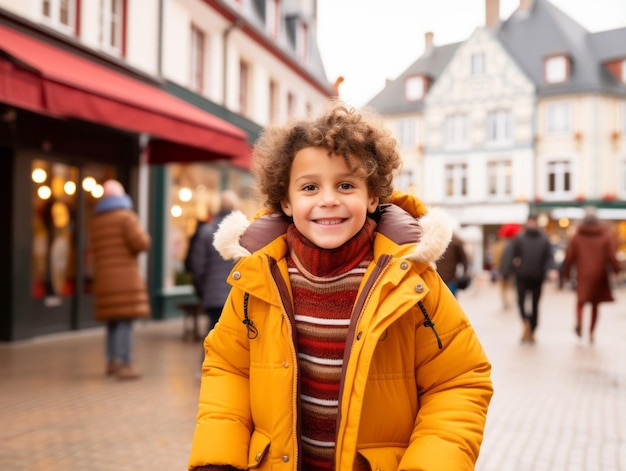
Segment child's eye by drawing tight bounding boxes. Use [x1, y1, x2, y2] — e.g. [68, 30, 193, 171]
[302, 184, 318, 192]
[338, 182, 355, 190]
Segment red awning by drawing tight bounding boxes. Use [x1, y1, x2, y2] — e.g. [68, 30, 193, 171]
[0, 24, 250, 163]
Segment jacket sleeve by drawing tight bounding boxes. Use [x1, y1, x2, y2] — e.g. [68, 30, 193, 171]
[188, 287, 253, 471]
[123, 212, 151, 254]
[401, 269, 493, 471]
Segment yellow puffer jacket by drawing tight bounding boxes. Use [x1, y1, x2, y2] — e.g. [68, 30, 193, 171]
[189, 191, 493, 471]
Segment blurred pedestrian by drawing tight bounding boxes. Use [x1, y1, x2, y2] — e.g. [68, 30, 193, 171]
[511, 213, 553, 344]
[90, 179, 151, 380]
[437, 232, 469, 297]
[184, 217, 209, 298]
[492, 224, 521, 310]
[189, 190, 240, 334]
[189, 99, 492, 470]
[562, 210, 620, 344]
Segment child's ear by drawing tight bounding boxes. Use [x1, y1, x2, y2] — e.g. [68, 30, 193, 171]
[281, 199, 293, 217]
[367, 195, 379, 213]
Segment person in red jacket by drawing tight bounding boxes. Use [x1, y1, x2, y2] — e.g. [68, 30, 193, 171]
[562, 209, 621, 344]
[90, 179, 151, 379]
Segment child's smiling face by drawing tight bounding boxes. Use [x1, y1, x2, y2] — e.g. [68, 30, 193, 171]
[280, 146, 379, 249]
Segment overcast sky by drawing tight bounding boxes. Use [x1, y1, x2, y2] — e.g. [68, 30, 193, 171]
[316, 0, 626, 106]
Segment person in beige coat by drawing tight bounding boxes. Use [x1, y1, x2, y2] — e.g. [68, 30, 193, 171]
[90, 180, 151, 379]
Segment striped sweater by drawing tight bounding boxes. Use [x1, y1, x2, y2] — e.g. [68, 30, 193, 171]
[286, 220, 375, 471]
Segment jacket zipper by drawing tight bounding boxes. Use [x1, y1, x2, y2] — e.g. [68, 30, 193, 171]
[269, 258, 301, 470]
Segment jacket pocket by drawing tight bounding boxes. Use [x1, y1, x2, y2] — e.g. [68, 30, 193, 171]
[247, 430, 271, 469]
[357, 446, 405, 471]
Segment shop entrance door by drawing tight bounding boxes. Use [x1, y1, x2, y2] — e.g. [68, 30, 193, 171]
[30, 158, 118, 336]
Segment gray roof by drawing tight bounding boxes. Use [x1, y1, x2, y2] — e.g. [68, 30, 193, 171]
[368, 0, 626, 114]
[497, 0, 626, 96]
[589, 28, 626, 62]
[366, 42, 460, 114]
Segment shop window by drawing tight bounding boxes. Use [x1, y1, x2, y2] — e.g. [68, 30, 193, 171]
[164, 163, 257, 290]
[31, 160, 80, 298]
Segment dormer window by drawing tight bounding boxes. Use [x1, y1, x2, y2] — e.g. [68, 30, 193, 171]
[405, 75, 425, 101]
[545, 55, 570, 84]
[296, 21, 308, 62]
[286, 15, 308, 63]
[266, 0, 280, 40]
[471, 53, 485, 75]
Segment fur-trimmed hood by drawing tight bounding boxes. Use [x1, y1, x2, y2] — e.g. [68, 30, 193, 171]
[213, 190, 452, 267]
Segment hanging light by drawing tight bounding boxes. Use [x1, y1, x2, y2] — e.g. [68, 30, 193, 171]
[37, 185, 52, 200]
[64, 181, 77, 195]
[32, 168, 47, 183]
[82, 176, 96, 192]
[171, 205, 183, 217]
[179, 187, 193, 202]
[91, 184, 104, 198]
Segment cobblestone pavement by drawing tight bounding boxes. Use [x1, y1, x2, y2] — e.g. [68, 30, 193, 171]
[0, 279, 624, 471]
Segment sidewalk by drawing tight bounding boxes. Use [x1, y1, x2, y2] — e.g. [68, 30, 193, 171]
[466, 277, 626, 471]
[0, 279, 624, 471]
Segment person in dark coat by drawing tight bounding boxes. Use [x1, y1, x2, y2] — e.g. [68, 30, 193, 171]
[90, 180, 151, 379]
[189, 190, 240, 333]
[562, 210, 620, 344]
[511, 213, 553, 344]
[437, 232, 469, 297]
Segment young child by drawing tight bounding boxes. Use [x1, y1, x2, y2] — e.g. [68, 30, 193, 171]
[189, 100, 493, 471]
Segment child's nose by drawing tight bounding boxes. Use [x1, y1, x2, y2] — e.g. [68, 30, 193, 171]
[318, 189, 339, 206]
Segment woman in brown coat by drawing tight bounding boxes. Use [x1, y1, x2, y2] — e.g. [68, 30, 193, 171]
[562, 210, 620, 344]
[90, 180, 151, 379]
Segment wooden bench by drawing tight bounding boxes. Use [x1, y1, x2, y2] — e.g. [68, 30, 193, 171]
[177, 303, 205, 342]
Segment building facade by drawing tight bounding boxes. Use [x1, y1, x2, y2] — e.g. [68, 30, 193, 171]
[0, 0, 332, 341]
[367, 0, 626, 272]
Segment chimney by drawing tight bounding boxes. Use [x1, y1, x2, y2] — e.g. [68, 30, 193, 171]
[425, 31, 434, 50]
[485, 0, 500, 28]
[519, 0, 535, 12]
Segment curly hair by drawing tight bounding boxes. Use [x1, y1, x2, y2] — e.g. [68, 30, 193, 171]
[251, 98, 403, 215]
